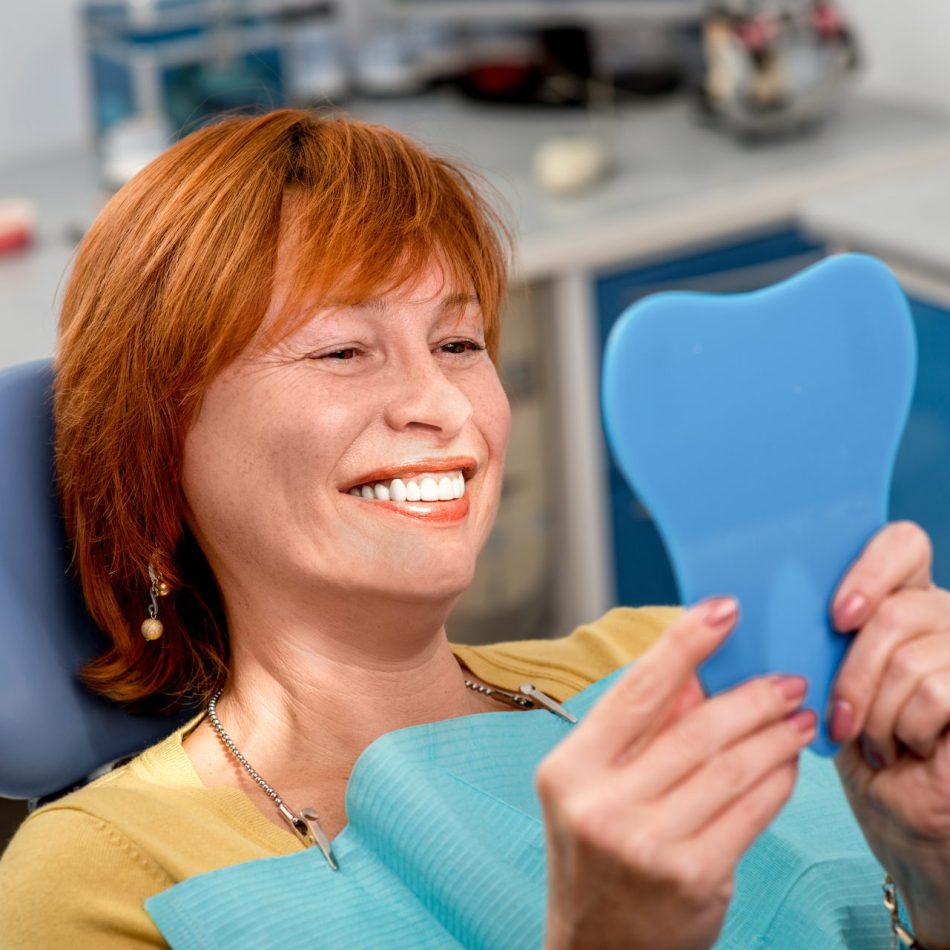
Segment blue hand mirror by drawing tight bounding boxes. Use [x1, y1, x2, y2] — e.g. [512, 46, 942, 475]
[601, 253, 916, 754]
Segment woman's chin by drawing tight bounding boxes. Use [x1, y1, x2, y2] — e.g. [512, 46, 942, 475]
[362, 563, 476, 606]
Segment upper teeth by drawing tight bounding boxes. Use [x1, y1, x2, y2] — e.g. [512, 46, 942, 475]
[348, 470, 466, 502]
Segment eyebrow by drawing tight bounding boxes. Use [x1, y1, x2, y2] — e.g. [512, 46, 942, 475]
[351, 292, 480, 314]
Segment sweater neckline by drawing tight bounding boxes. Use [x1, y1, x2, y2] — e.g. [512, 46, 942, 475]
[130, 645, 529, 855]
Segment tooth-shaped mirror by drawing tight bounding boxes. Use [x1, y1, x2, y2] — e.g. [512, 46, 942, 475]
[601, 254, 916, 754]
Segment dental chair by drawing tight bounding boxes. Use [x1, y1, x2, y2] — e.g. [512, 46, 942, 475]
[0, 360, 194, 804]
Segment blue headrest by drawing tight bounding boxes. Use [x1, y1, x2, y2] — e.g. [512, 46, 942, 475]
[0, 361, 193, 799]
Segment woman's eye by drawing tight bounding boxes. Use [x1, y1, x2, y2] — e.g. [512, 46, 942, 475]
[439, 340, 485, 355]
[319, 348, 360, 360]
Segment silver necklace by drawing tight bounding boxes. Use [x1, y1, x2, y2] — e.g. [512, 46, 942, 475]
[207, 679, 576, 872]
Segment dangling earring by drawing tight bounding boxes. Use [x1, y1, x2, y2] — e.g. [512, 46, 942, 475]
[141, 562, 169, 641]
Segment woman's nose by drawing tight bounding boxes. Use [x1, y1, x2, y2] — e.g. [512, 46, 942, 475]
[382, 355, 473, 436]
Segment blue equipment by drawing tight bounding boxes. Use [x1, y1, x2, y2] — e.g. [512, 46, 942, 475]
[601, 253, 917, 755]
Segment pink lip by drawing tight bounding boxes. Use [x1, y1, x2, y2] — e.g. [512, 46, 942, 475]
[354, 496, 470, 523]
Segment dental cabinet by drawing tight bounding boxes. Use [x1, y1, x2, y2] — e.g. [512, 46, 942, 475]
[5, 93, 950, 640]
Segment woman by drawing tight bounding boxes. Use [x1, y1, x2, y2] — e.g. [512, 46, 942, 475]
[1, 109, 948, 948]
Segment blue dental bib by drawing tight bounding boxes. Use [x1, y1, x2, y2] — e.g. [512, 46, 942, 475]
[146, 668, 889, 948]
[601, 254, 916, 754]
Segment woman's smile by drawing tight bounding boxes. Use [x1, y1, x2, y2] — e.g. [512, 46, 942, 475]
[342, 456, 476, 524]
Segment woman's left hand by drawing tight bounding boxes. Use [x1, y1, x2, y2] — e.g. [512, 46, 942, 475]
[829, 520, 950, 947]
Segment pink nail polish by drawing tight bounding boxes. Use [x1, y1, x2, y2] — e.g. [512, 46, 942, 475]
[835, 593, 866, 630]
[773, 675, 808, 702]
[787, 709, 817, 733]
[702, 597, 738, 628]
[829, 699, 855, 743]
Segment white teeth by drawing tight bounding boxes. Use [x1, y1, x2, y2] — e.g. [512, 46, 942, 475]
[347, 469, 468, 503]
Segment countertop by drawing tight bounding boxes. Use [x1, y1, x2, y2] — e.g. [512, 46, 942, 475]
[800, 160, 950, 286]
[349, 93, 950, 280]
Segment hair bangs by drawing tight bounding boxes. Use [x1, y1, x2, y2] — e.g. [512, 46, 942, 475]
[269, 134, 512, 363]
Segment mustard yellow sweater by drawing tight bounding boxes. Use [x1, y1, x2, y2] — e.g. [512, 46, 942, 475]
[0, 607, 679, 949]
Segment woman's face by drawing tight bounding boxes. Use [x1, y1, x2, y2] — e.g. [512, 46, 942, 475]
[181, 256, 511, 615]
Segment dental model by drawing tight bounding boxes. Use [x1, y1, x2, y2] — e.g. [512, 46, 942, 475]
[601, 254, 916, 754]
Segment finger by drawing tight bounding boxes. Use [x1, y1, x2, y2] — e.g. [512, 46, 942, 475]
[829, 588, 950, 743]
[637, 707, 815, 838]
[861, 632, 950, 766]
[565, 597, 739, 768]
[684, 758, 801, 872]
[617, 673, 809, 800]
[830, 521, 933, 632]
[655, 674, 707, 735]
[894, 666, 950, 759]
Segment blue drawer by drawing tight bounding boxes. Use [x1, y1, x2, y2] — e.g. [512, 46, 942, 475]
[890, 296, 950, 589]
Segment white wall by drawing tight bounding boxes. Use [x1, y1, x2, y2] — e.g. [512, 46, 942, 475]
[1, 1, 949, 166]
[0, 0, 87, 165]
[0, 0, 373, 166]
[838, 0, 950, 115]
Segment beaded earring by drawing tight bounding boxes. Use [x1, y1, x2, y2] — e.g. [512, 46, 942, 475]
[141, 562, 170, 641]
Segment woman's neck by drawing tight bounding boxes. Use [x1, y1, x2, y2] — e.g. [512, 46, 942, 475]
[223, 618, 492, 771]
[181, 597, 499, 839]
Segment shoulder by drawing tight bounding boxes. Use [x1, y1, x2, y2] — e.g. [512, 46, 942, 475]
[452, 605, 683, 700]
[0, 716, 284, 948]
[0, 801, 171, 947]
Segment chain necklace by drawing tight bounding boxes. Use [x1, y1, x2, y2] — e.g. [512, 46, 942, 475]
[207, 678, 576, 872]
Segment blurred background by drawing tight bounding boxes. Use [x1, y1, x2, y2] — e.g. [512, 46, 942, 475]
[2, 1, 950, 836]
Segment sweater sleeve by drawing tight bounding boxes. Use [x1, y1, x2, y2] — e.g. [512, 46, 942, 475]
[0, 806, 172, 948]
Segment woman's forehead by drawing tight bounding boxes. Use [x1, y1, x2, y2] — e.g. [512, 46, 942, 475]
[343, 289, 479, 314]
[298, 291, 483, 340]
[279, 257, 479, 316]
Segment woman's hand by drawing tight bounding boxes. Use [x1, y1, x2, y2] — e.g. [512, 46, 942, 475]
[829, 520, 950, 948]
[535, 599, 816, 950]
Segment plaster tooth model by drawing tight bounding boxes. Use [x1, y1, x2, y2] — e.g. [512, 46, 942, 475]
[533, 135, 609, 196]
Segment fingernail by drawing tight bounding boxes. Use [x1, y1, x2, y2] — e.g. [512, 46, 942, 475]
[787, 709, 818, 733]
[834, 592, 867, 630]
[701, 597, 738, 628]
[861, 736, 885, 771]
[773, 675, 808, 702]
[829, 698, 855, 743]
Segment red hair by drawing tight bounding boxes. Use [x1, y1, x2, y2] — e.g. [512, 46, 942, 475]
[54, 109, 512, 710]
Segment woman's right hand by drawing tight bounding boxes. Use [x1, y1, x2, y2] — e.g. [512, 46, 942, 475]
[535, 597, 817, 950]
